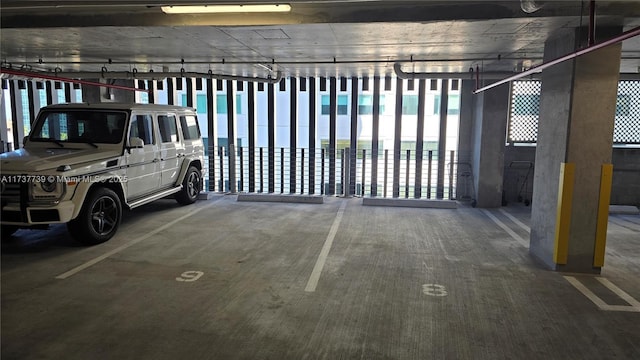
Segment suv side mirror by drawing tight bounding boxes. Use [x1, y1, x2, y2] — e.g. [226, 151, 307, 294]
[128, 137, 144, 149]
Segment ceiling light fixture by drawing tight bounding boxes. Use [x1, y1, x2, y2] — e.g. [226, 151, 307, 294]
[161, 4, 291, 14]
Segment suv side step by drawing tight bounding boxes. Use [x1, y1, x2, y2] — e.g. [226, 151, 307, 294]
[127, 186, 182, 209]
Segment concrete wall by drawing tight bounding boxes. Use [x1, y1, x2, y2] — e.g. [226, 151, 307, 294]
[505, 146, 640, 207]
[471, 84, 510, 208]
[456, 80, 475, 201]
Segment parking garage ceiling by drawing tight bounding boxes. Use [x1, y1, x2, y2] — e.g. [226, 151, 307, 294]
[1, 1, 640, 80]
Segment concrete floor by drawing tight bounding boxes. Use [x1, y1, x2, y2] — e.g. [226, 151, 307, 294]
[1, 196, 639, 360]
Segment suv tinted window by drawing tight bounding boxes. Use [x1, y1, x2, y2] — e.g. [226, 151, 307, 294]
[129, 114, 154, 145]
[31, 110, 127, 144]
[180, 115, 201, 140]
[158, 115, 178, 143]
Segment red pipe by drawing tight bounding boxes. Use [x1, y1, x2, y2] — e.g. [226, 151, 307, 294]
[0, 67, 149, 93]
[474, 26, 640, 94]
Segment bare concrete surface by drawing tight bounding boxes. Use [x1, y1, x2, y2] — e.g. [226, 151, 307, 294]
[362, 197, 457, 208]
[2, 196, 639, 360]
[237, 193, 324, 204]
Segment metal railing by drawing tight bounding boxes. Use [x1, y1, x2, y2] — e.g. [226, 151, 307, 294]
[205, 147, 460, 200]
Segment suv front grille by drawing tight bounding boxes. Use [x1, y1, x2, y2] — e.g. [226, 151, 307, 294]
[2, 182, 22, 204]
[1, 180, 28, 223]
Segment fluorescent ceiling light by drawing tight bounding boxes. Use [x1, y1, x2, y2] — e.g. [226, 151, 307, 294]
[161, 4, 291, 14]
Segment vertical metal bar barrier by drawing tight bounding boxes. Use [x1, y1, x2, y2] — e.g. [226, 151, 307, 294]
[280, 147, 285, 193]
[415, 79, 426, 199]
[8, 81, 20, 148]
[259, 147, 264, 193]
[268, 83, 275, 193]
[290, 78, 298, 194]
[300, 148, 305, 194]
[248, 82, 256, 193]
[206, 78, 216, 192]
[227, 144, 238, 194]
[321, 148, 325, 195]
[342, 148, 351, 197]
[239, 146, 244, 192]
[392, 78, 403, 198]
[219, 146, 225, 192]
[384, 149, 389, 198]
[329, 77, 337, 195]
[349, 77, 359, 196]
[226, 80, 237, 194]
[437, 79, 449, 199]
[64, 82, 72, 103]
[427, 150, 433, 199]
[371, 77, 381, 197]
[449, 150, 455, 200]
[405, 149, 410, 198]
[308, 77, 316, 195]
[361, 149, 366, 196]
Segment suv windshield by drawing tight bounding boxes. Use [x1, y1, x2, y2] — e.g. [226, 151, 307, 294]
[30, 110, 128, 145]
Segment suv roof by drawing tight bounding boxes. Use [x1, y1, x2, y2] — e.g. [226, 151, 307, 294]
[41, 103, 197, 112]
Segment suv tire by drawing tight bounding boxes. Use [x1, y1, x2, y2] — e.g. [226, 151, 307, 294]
[68, 187, 122, 245]
[175, 166, 201, 205]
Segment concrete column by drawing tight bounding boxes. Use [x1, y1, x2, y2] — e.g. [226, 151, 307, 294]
[530, 27, 622, 273]
[290, 77, 298, 194]
[349, 77, 358, 197]
[268, 83, 276, 193]
[470, 83, 509, 208]
[82, 79, 135, 103]
[436, 79, 449, 199]
[392, 77, 403, 198]
[248, 82, 257, 193]
[206, 78, 218, 192]
[414, 79, 426, 198]
[328, 77, 337, 195]
[308, 77, 317, 195]
[456, 79, 476, 202]
[146, 80, 157, 104]
[371, 77, 381, 197]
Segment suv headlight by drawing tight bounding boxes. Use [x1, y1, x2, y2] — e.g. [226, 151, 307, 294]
[40, 178, 57, 192]
[31, 176, 66, 201]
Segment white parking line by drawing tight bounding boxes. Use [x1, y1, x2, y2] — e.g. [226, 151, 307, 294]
[481, 209, 528, 248]
[597, 277, 640, 308]
[305, 200, 347, 292]
[498, 208, 531, 233]
[564, 276, 640, 312]
[56, 201, 217, 280]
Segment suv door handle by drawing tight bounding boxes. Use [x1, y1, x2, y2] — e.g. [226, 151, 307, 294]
[153, 158, 160, 162]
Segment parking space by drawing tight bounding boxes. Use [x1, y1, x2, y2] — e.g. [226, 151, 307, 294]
[2, 198, 639, 359]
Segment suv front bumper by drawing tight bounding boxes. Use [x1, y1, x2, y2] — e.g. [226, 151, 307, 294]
[1, 201, 77, 226]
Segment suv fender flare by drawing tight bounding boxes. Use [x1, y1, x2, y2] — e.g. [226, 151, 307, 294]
[69, 175, 127, 219]
[175, 157, 203, 186]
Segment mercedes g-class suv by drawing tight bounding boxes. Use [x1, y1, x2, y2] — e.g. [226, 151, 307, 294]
[1, 103, 204, 245]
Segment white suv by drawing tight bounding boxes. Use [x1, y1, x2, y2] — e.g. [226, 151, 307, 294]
[1, 103, 204, 244]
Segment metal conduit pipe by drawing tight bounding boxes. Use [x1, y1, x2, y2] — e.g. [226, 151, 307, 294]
[393, 62, 521, 80]
[49, 70, 283, 83]
[0, 67, 283, 86]
[0, 67, 148, 93]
